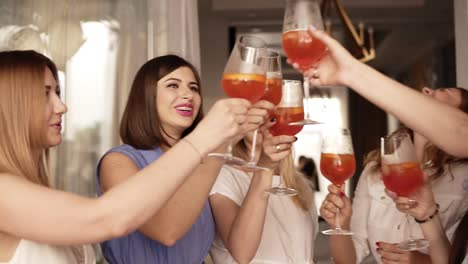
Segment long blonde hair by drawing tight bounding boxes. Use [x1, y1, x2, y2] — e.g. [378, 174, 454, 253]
[0, 50, 57, 186]
[232, 139, 313, 211]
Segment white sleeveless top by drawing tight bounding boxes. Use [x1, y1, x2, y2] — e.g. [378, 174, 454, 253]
[0, 240, 96, 264]
[210, 166, 318, 264]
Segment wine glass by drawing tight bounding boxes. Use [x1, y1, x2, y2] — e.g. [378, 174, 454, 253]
[208, 35, 267, 166]
[320, 128, 356, 235]
[282, 0, 327, 126]
[381, 132, 429, 250]
[265, 79, 304, 196]
[243, 49, 283, 171]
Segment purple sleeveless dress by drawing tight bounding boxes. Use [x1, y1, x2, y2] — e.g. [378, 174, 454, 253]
[96, 144, 215, 264]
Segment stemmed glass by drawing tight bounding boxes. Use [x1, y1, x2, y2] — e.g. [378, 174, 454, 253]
[282, 0, 327, 126]
[381, 133, 429, 250]
[243, 49, 283, 171]
[208, 35, 267, 166]
[265, 80, 304, 196]
[320, 128, 356, 235]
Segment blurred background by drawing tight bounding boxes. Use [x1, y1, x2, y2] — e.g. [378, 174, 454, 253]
[0, 0, 466, 263]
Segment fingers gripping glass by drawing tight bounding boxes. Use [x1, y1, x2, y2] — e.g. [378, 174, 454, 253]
[264, 80, 305, 196]
[320, 128, 355, 235]
[381, 133, 429, 250]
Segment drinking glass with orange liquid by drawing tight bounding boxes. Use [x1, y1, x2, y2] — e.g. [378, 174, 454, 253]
[242, 49, 284, 171]
[208, 36, 267, 166]
[265, 80, 304, 196]
[282, 0, 327, 126]
[381, 133, 429, 250]
[320, 128, 356, 235]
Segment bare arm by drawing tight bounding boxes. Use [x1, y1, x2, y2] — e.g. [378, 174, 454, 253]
[0, 98, 253, 245]
[0, 137, 212, 245]
[306, 27, 468, 157]
[100, 149, 224, 246]
[209, 170, 273, 264]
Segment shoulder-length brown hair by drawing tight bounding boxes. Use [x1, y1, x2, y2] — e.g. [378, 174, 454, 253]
[120, 55, 204, 149]
[365, 87, 468, 180]
[0, 50, 58, 186]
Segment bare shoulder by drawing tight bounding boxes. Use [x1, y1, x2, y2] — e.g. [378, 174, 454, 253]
[0, 173, 30, 187]
[99, 152, 139, 191]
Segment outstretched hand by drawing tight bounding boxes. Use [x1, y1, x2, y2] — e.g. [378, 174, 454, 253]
[287, 26, 359, 88]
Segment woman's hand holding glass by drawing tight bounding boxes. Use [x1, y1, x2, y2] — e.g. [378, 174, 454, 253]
[191, 98, 258, 155]
[287, 26, 360, 88]
[319, 184, 352, 230]
[385, 183, 438, 223]
[376, 242, 414, 264]
[258, 130, 296, 171]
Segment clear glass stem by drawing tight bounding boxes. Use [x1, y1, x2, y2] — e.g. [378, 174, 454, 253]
[248, 129, 259, 163]
[335, 207, 343, 231]
[303, 76, 311, 120]
[405, 213, 415, 240]
[278, 158, 286, 187]
[226, 141, 233, 158]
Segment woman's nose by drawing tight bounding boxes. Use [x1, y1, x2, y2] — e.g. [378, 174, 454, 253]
[422, 87, 433, 95]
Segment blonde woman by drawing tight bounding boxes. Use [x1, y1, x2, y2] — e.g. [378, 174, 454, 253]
[209, 129, 317, 264]
[0, 50, 265, 263]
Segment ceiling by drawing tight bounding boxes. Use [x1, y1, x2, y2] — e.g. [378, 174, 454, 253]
[207, 0, 454, 75]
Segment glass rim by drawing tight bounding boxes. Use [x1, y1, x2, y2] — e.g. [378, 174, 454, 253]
[282, 79, 301, 85]
[238, 35, 266, 49]
[381, 132, 410, 141]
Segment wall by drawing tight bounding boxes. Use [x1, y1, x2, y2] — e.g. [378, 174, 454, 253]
[455, 0, 468, 88]
[198, 0, 230, 110]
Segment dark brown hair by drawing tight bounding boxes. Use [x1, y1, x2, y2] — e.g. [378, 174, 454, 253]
[364, 87, 468, 180]
[120, 55, 204, 149]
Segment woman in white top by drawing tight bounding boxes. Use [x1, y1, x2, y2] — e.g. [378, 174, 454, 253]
[320, 87, 468, 263]
[209, 128, 317, 264]
[0, 50, 268, 263]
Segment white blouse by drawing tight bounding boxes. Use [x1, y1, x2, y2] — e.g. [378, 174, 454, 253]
[209, 165, 318, 264]
[351, 162, 468, 263]
[0, 240, 95, 264]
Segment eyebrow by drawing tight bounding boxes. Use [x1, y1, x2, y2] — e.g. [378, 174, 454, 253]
[45, 85, 59, 90]
[164, 78, 199, 86]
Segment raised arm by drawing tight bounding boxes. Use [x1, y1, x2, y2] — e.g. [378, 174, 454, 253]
[209, 132, 294, 263]
[305, 27, 468, 157]
[100, 100, 273, 246]
[0, 98, 254, 245]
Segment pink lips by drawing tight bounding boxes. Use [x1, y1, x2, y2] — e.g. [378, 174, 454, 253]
[50, 121, 62, 131]
[175, 103, 194, 117]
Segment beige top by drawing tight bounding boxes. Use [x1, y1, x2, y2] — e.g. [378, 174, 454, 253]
[0, 240, 95, 264]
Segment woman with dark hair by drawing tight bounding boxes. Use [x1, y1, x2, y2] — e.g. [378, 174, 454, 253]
[319, 87, 468, 263]
[0, 50, 259, 263]
[96, 54, 274, 263]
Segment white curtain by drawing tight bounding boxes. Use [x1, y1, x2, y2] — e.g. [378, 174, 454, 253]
[0, 1, 200, 262]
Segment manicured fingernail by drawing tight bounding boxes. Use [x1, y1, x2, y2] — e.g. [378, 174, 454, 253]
[294, 136, 298, 142]
[376, 242, 381, 247]
[270, 117, 276, 123]
[339, 191, 345, 197]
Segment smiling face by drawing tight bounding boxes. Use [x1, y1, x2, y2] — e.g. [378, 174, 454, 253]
[156, 66, 201, 139]
[421, 87, 463, 108]
[43, 67, 67, 147]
